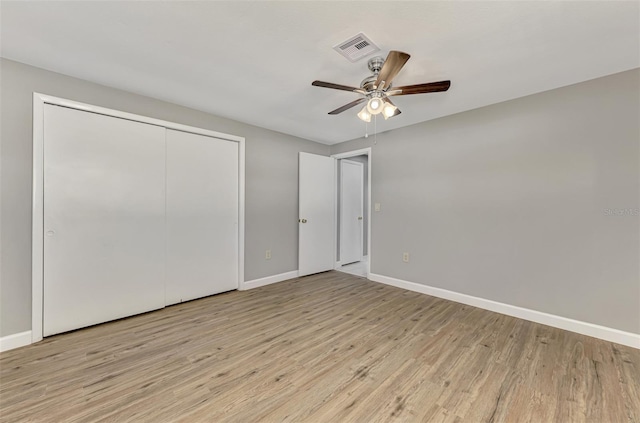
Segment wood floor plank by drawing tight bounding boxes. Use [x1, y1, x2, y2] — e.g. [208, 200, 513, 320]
[1, 271, 638, 422]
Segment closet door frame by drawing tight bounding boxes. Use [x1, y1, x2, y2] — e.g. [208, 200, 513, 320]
[31, 93, 245, 344]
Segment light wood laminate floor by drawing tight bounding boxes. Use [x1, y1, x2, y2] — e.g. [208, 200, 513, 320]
[1, 271, 639, 422]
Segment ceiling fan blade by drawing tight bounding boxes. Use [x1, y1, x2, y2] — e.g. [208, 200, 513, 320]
[312, 80, 361, 93]
[390, 80, 451, 96]
[375, 51, 410, 91]
[328, 98, 366, 115]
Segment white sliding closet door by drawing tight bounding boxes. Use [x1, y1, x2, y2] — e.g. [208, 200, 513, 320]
[43, 105, 166, 336]
[165, 130, 239, 305]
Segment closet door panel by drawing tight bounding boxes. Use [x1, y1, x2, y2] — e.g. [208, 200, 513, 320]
[43, 105, 166, 336]
[165, 130, 239, 305]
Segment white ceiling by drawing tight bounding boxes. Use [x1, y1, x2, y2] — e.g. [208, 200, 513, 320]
[1, 1, 638, 145]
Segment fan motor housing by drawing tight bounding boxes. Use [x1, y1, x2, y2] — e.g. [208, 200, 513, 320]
[360, 75, 377, 91]
[367, 56, 385, 74]
[360, 76, 392, 92]
[361, 56, 391, 92]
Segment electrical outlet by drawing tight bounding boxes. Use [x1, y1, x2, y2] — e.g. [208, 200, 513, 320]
[375, 203, 381, 212]
[402, 252, 410, 263]
[265, 249, 271, 260]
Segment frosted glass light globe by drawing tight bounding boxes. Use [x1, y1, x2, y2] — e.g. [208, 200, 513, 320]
[366, 98, 384, 115]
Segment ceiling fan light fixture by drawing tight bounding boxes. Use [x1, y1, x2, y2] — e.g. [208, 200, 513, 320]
[357, 106, 372, 122]
[382, 102, 398, 119]
[366, 97, 384, 115]
[311, 50, 451, 121]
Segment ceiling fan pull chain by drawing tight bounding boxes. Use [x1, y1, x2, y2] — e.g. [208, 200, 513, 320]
[374, 115, 377, 145]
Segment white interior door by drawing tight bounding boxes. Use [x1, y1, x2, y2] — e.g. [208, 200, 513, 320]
[340, 160, 364, 265]
[299, 152, 335, 276]
[43, 105, 166, 336]
[165, 130, 239, 305]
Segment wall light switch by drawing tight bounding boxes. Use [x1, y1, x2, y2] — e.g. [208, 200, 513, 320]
[375, 203, 381, 212]
[265, 249, 271, 260]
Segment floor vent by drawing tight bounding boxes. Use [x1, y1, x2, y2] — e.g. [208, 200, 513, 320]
[333, 33, 380, 62]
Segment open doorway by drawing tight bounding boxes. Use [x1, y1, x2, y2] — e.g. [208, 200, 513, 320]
[332, 148, 371, 278]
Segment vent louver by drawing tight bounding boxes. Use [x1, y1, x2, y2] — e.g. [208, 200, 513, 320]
[333, 33, 380, 62]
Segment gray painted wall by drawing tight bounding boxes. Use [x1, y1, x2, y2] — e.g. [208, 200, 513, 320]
[0, 58, 329, 337]
[331, 69, 640, 334]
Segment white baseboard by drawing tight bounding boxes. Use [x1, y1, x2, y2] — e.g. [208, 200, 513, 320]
[241, 270, 299, 290]
[0, 331, 33, 352]
[368, 273, 640, 349]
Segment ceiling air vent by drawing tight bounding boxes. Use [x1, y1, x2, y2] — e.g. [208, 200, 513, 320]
[333, 33, 380, 62]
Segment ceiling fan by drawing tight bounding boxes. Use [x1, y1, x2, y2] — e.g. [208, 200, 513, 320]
[312, 51, 451, 122]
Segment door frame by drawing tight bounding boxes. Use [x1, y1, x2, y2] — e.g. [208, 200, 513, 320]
[331, 148, 372, 277]
[32, 93, 246, 343]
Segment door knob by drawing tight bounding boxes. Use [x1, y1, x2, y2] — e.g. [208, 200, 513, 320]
[357, 216, 363, 220]
[299, 218, 307, 223]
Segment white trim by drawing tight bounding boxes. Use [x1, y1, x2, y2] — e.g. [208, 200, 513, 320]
[34, 94, 245, 142]
[331, 148, 372, 278]
[32, 93, 246, 343]
[333, 159, 339, 268]
[332, 148, 371, 159]
[32, 94, 44, 344]
[237, 138, 246, 290]
[241, 270, 299, 290]
[368, 273, 640, 349]
[333, 159, 340, 268]
[1, 331, 33, 353]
